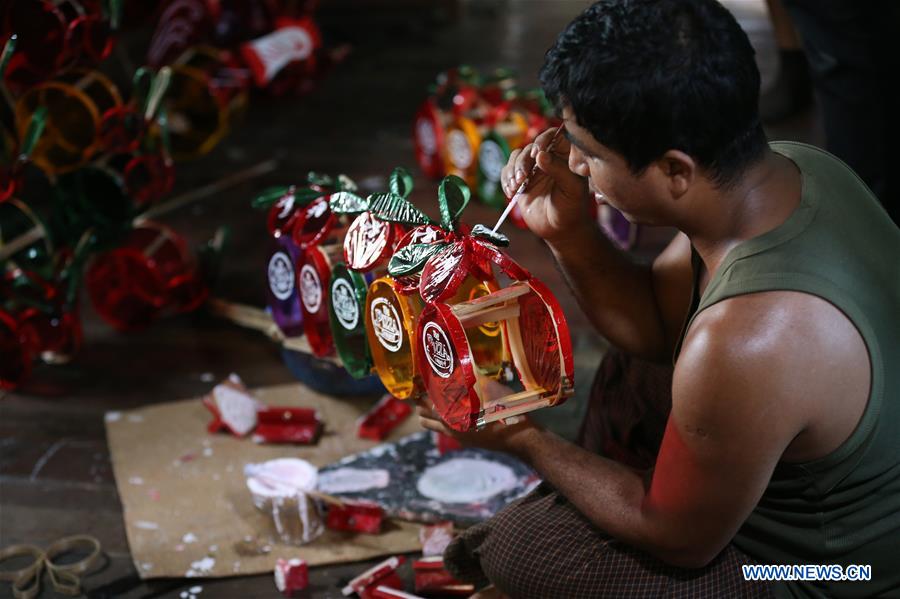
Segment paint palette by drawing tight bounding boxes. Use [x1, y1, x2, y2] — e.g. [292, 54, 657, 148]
[317, 431, 538, 525]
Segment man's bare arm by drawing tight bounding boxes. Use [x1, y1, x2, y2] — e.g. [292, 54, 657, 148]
[498, 299, 806, 566]
[548, 228, 694, 361]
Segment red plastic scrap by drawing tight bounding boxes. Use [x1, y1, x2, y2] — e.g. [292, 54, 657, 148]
[356, 395, 412, 441]
[326, 500, 384, 534]
[370, 586, 427, 599]
[412, 557, 474, 596]
[342, 556, 406, 598]
[274, 557, 309, 596]
[253, 406, 322, 444]
[203, 375, 260, 437]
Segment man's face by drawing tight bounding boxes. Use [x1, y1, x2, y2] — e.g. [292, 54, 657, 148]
[562, 107, 661, 224]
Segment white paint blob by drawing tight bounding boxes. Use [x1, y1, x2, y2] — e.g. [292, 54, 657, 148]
[182, 532, 198, 544]
[134, 520, 159, 530]
[317, 468, 390, 494]
[186, 557, 215, 577]
[417, 458, 517, 504]
[245, 459, 317, 498]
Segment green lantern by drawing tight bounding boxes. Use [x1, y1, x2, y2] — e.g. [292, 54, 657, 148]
[328, 262, 373, 378]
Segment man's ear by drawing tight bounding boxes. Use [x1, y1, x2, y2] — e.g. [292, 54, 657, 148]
[656, 150, 696, 199]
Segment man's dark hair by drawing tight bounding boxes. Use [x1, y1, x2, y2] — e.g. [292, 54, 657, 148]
[540, 0, 767, 187]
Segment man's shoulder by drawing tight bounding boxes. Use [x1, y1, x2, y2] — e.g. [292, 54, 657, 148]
[679, 290, 826, 360]
[674, 290, 867, 420]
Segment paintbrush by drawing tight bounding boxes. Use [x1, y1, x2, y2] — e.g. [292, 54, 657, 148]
[491, 124, 565, 233]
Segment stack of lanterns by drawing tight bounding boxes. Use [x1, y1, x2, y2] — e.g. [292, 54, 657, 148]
[412, 66, 640, 250]
[1, 0, 331, 391]
[256, 168, 575, 432]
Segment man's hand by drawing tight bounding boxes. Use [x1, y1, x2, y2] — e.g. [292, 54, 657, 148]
[500, 126, 593, 246]
[414, 391, 540, 458]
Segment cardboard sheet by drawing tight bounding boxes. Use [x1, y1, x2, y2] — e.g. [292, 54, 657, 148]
[105, 383, 424, 579]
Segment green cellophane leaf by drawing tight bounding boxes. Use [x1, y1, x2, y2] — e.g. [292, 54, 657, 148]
[252, 186, 293, 209]
[133, 67, 153, 112]
[336, 174, 358, 192]
[438, 175, 471, 232]
[106, 0, 123, 29]
[368, 192, 432, 226]
[329, 190, 368, 214]
[0, 35, 17, 79]
[293, 186, 330, 204]
[470, 224, 510, 247]
[144, 66, 172, 120]
[21, 106, 47, 158]
[306, 172, 334, 187]
[389, 167, 414, 198]
[388, 242, 449, 278]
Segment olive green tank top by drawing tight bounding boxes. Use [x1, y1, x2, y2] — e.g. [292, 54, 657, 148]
[677, 142, 900, 598]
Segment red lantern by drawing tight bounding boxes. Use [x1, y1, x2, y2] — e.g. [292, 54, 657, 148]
[296, 243, 339, 357]
[85, 222, 207, 331]
[415, 239, 573, 432]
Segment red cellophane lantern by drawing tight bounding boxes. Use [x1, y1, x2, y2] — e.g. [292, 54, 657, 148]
[85, 221, 207, 331]
[384, 175, 574, 432]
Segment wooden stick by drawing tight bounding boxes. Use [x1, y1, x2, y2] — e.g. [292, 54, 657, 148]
[456, 303, 519, 329]
[481, 387, 546, 409]
[136, 158, 278, 222]
[208, 297, 343, 366]
[451, 282, 530, 318]
[245, 467, 346, 507]
[491, 124, 564, 233]
[477, 396, 552, 428]
[306, 489, 347, 508]
[0, 226, 45, 262]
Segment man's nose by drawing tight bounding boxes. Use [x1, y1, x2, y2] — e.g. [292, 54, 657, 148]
[568, 147, 588, 177]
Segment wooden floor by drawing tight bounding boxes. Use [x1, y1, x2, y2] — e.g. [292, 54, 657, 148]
[0, 1, 820, 597]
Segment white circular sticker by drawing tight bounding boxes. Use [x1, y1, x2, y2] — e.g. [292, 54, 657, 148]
[422, 321, 454, 378]
[447, 129, 473, 170]
[331, 278, 359, 330]
[479, 139, 505, 182]
[370, 297, 403, 352]
[416, 117, 437, 157]
[299, 264, 322, 313]
[268, 251, 295, 301]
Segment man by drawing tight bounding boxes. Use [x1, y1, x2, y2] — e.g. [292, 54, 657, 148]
[416, 1, 900, 597]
